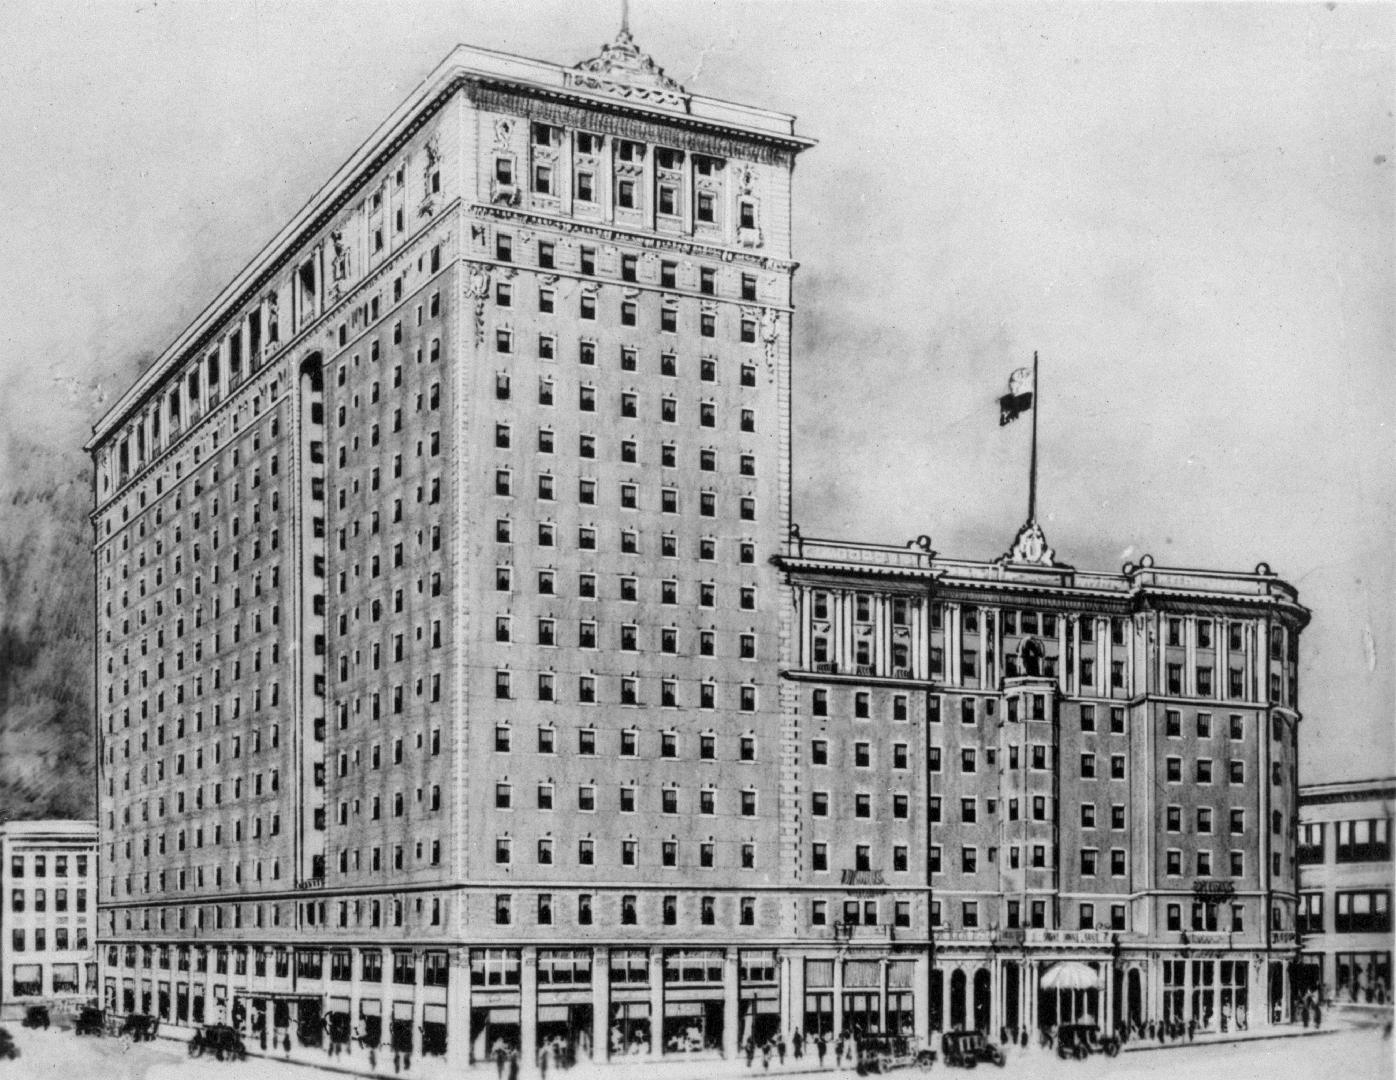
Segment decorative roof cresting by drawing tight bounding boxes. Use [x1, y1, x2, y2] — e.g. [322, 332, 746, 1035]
[567, 25, 690, 110]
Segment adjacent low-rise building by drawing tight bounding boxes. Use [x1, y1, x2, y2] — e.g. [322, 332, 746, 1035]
[1297, 777, 1394, 1003]
[0, 820, 99, 1019]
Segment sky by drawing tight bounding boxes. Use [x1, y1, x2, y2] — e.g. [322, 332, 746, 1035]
[0, 0, 1390, 785]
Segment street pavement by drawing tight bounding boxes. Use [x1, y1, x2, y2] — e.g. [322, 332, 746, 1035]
[0, 1020, 1390, 1080]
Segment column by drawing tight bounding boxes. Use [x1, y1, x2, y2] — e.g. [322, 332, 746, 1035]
[940, 965, 952, 1032]
[946, 604, 961, 688]
[447, 949, 469, 1068]
[411, 951, 426, 1058]
[799, 589, 811, 669]
[989, 957, 1002, 1034]
[591, 947, 610, 1064]
[912, 954, 929, 1041]
[521, 946, 538, 1067]
[648, 951, 664, 1055]
[1281, 961, 1290, 1023]
[1058, 617, 1069, 695]
[723, 949, 740, 1060]
[1102, 962, 1112, 1030]
[1024, 961, 1037, 1034]
[781, 951, 801, 1041]
[832, 957, 844, 1035]
[1185, 617, 1197, 696]
[349, 949, 362, 1057]
[1183, 957, 1194, 1022]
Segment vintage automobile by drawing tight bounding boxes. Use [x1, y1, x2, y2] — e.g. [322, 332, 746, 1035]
[853, 1033, 936, 1073]
[189, 1023, 246, 1061]
[1055, 1023, 1120, 1060]
[21, 1006, 50, 1030]
[0, 1028, 18, 1060]
[941, 1030, 1007, 1068]
[74, 1007, 106, 1036]
[120, 1013, 158, 1042]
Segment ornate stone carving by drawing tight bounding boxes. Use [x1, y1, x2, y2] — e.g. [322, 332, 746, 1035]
[1000, 520, 1058, 567]
[759, 307, 780, 362]
[465, 264, 492, 346]
[566, 28, 689, 111]
[493, 118, 513, 150]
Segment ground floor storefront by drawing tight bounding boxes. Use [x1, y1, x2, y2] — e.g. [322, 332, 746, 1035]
[99, 941, 930, 1067]
[931, 931, 1299, 1040]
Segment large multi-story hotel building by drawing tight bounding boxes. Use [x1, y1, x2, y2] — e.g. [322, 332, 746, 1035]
[774, 526, 1308, 1038]
[86, 27, 1308, 1067]
[87, 29, 811, 1064]
[1297, 777, 1393, 1003]
[0, 820, 98, 1019]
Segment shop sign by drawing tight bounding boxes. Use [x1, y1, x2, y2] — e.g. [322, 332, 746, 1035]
[1027, 929, 1112, 945]
[840, 869, 886, 886]
[1271, 930, 1297, 947]
[1191, 879, 1235, 902]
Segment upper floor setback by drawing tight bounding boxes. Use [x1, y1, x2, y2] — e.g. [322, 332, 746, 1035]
[772, 531, 1309, 706]
[87, 35, 814, 489]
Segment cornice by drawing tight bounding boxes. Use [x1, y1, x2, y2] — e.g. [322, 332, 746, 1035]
[469, 203, 797, 274]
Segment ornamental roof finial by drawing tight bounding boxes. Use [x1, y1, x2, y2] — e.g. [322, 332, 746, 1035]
[570, 2, 688, 106]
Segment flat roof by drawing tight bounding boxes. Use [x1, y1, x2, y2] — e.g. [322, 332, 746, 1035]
[88, 38, 813, 452]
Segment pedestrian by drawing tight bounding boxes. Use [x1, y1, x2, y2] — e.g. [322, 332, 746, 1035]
[495, 1043, 508, 1079]
[540, 1042, 549, 1079]
[508, 1049, 520, 1080]
[1019, 1029, 1028, 1049]
[393, 1049, 401, 1074]
[283, 1032, 291, 1058]
[816, 1034, 827, 1066]
[793, 1029, 804, 1059]
[369, 1047, 377, 1071]
[1187, 1019, 1195, 1042]
[745, 1037, 756, 1068]
[835, 1034, 844, 1068]
[777, 1034, 786, 1065]
[761, 1042, 771, 1070]
[1157, 1022, 1165, 1045]
[1313, 1001, 1322, 1028]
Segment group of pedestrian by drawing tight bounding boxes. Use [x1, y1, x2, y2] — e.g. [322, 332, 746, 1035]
[492, 1041, 521, 1080]
[1299, 993, 1324, 1028]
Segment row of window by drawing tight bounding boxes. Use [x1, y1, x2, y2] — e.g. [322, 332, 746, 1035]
[493, 472, 759, 517]
[10, 928, 88, 952]
[8, 889, 88, 913]
[492, 371, 761, 429]
[1297, 819, 1392, 865]
[1298, 890, 1392, 934]
[494, 836, 763, 871]
[7, 855, 89, 879]
[495, 522, 757, 567]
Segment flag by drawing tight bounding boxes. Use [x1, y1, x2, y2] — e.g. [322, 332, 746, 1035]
[999, 367, 1034, 425]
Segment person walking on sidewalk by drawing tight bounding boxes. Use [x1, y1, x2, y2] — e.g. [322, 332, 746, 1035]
[761, 1041, 771, 1070]
[1313, 1000, 1322, 1028]
[777, 1033, 786, 1065]
[815, 1034, 826, 1067]
[792, 1029, 803, 1060]
[745, 1037, 756, 1068]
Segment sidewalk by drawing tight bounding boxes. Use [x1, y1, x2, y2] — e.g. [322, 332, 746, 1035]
[1122, 1020, 1345, 1054]
[157, 1021, 1351, 1079]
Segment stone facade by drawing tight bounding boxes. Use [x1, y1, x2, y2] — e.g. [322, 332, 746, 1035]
[0, 820, 98, 1020]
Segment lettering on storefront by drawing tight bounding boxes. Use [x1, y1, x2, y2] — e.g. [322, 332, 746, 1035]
[1191, 879, 1235, 902]
[841, 869, 886, 886]
[294, 877, 325, 891]
[1271, 930, 1297, 947]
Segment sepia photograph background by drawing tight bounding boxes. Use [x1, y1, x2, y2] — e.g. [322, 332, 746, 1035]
[0, 0, 1391, 818]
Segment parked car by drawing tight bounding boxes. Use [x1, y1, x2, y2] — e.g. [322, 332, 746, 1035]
[189, 1024, 246, 1062]
[120, 1013, 158, 1042]
[1055, 1023, 1120, 1060]
[854, 1033, 936, 1073]
[21, 1006, 50, 1030]
[74, 1007, 106, 1037]
[0, 1029, 18, 1060]
[941, 1030, 1006, 1068]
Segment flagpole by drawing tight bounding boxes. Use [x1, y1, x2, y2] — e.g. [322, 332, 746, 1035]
[1028, 350, 1039, 523]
